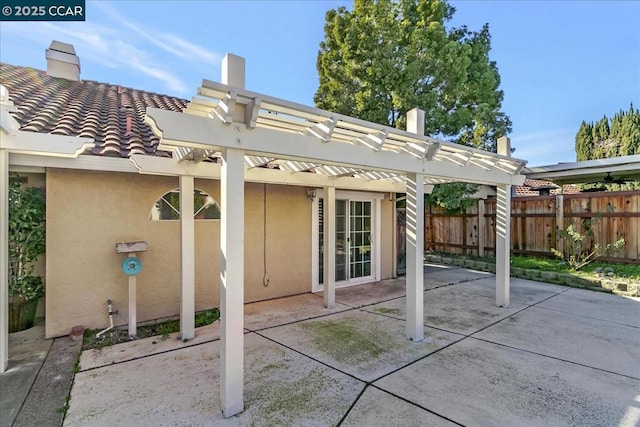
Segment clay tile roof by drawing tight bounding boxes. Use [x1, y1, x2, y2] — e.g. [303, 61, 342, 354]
[515, 178, 581, 196]
[0, 63, 188, 158]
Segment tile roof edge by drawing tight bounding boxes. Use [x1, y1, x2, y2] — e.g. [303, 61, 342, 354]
[0, 62, 189, 103]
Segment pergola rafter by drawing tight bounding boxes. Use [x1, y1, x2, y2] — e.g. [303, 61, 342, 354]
[175, 77, 526, 185]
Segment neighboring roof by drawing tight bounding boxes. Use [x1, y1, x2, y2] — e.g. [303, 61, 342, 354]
[0, 63, 187, 157]
[514, 179, 580, 197]
[524, 155, 640, 185]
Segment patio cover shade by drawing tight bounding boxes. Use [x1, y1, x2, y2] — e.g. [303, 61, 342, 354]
[525, 155, 640, 185]
[146, 80, 526, 188]
[143, 54, 526, 418]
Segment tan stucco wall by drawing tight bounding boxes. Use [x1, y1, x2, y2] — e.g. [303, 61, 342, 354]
[45, 169, 312, 338]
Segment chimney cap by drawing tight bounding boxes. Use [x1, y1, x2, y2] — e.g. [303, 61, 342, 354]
[46, 40, 80, 81]
[48, 40, 76, 55]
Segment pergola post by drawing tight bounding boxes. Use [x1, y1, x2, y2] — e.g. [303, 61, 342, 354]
[405, 108, 425, 341]
[0, 148, 8, 372]
[220, 147, 245, 417]
[218, 53, 247, 418]
[477, 198, 486, 258]
[180, 174, 195, 340]
[496, 136, 512, 307]
[406, 173, 424, 341]
[323, 186, 336, 308]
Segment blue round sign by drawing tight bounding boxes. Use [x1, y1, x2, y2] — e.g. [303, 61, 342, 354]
[122, 257, 143, 276]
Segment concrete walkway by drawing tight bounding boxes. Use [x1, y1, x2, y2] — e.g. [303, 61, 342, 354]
[4, 264, 640, 426]
[0, 321, 81, 427]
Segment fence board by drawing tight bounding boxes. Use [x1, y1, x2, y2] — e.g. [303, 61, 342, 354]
[424, 191, 639, 264]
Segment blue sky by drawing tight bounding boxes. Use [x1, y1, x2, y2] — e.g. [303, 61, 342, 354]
[0, 0, 638, 166]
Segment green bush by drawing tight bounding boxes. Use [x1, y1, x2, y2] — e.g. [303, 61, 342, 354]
[551, 223, 625, 271]
[8, 174, 45, 302]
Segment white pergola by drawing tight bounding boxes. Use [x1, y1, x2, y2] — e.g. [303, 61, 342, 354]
[0, 54, 526, 416]
[141, 54, 526, 417]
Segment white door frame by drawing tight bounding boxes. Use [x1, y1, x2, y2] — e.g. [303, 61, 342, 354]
[311, 189, 382, 293]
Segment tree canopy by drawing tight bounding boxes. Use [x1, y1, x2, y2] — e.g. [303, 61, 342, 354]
[574, 105, 640, 191]
[575, 104, 640, 161]
[314, 0, 511, 152]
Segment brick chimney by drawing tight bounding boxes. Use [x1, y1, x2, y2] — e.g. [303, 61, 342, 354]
[46, 40, 80, 81]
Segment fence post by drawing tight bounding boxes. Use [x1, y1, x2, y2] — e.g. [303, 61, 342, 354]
[555, 193, 564, 254]
[478, 198, 485, 257]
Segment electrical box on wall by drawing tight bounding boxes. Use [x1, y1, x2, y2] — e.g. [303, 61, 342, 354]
[115, 241, 148, 254]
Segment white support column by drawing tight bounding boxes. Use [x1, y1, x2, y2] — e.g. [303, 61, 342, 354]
[495, 185, 511, 307]
[496, 136, 512, 307]
[180, 175, 195, 340]
[220, 148, 245, 418]
[0, 149, 8, 372]
[391, 194, 397, 279]
[323, 186, 336, 308]
[406, 173, 424, 341]
[406, 108, 425, 341]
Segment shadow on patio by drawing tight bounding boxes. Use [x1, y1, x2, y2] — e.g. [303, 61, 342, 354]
[64, 265, 640, 426]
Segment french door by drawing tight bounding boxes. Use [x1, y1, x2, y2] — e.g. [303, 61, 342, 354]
[313, 191, 381, 291]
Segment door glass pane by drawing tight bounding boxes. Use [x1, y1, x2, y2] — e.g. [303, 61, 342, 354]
[318, 198, 373, 285]
[335, 200, 347, 281]
[349, 201, 372, 279]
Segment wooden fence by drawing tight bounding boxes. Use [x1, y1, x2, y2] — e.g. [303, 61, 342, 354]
[424, 191, 640, 264]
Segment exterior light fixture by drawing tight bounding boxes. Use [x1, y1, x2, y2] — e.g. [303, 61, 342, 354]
[306, 188, 317, 202]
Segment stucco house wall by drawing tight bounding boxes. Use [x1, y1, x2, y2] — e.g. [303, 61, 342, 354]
[44, 168, 316, 338]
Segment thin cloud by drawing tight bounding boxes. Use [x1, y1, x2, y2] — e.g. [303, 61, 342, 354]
[93, 1, 220, 67]
[1, 19, 190, 95]
[511, 128, 576, 144]
[512, 128, 576, 166]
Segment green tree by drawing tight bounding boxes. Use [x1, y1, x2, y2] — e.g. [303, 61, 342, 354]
[315, 0, 509, 209]
[575, 104, 640, 191]
[315, 0, 511, 151]
[576, 104, 640, 160]
[575, 121, 593, 161]
[8, 174, 45, 302]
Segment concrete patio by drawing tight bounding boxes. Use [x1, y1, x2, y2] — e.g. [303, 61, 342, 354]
[7, 264, 640, 426]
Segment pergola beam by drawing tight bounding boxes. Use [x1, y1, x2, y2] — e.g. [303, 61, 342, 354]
[145, 108, 525, 186]
[130, 155, 406, 192]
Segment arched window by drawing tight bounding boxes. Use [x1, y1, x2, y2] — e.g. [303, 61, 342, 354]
[150, 188, 220, 220]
